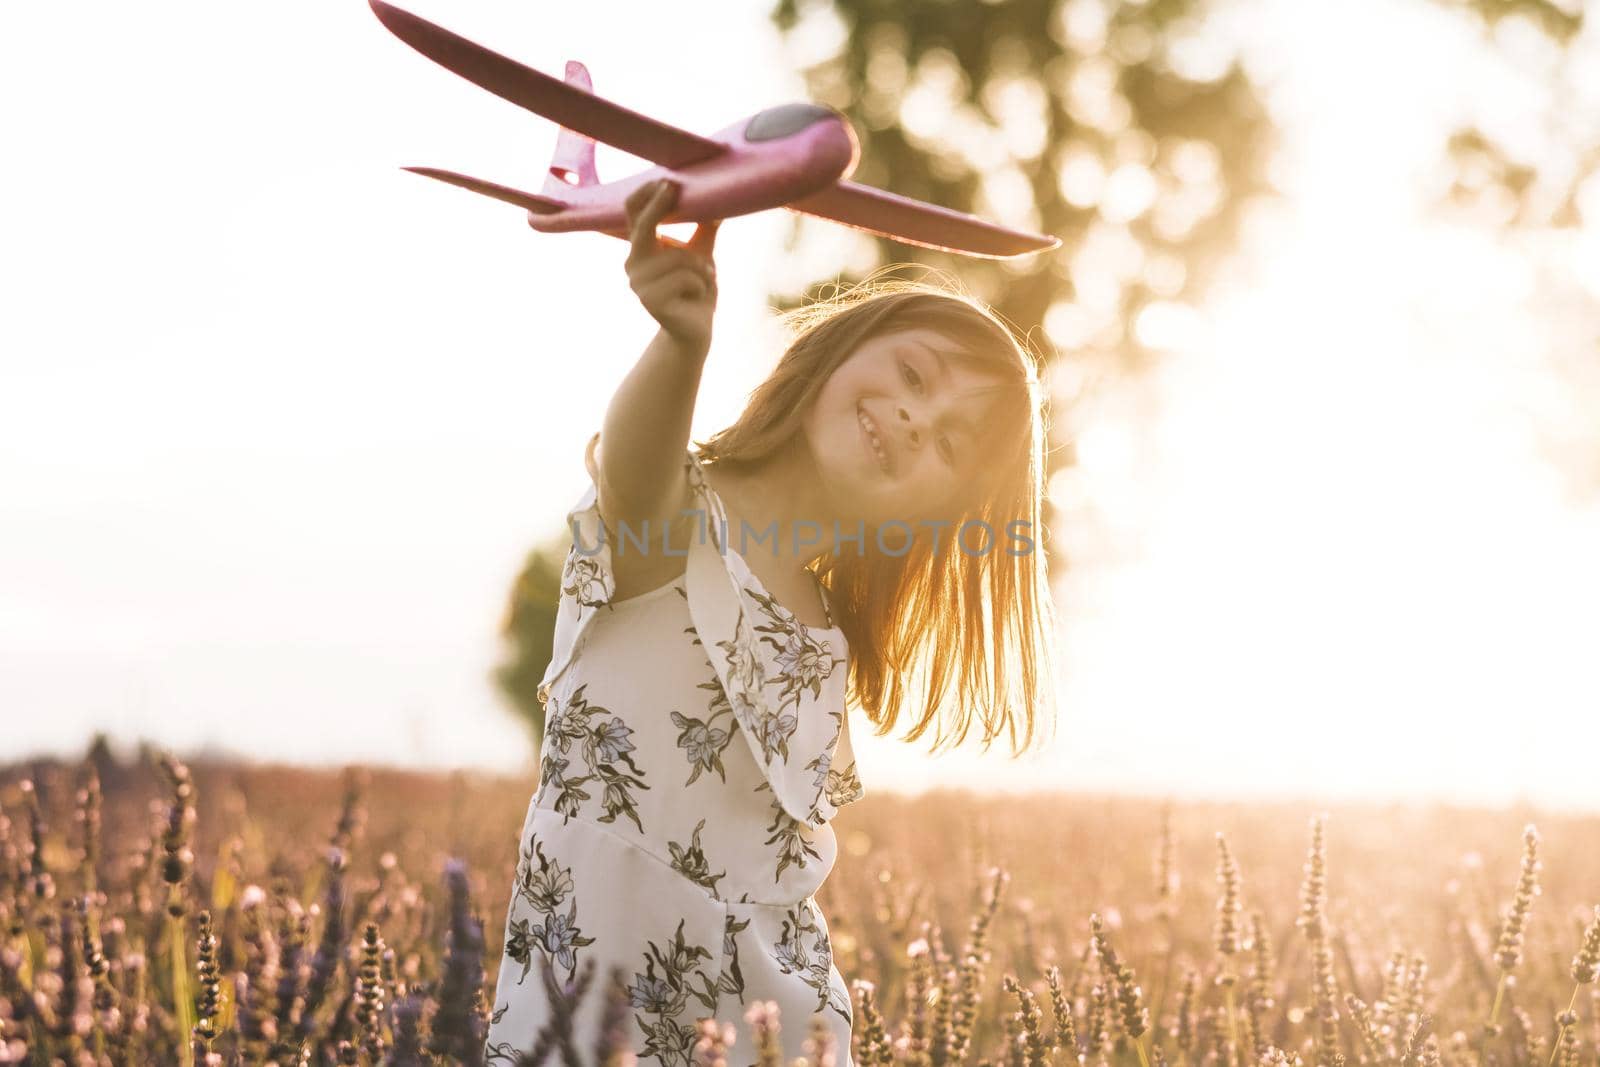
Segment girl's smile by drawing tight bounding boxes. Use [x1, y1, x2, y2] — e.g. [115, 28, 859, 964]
[858, 403, 892, 476]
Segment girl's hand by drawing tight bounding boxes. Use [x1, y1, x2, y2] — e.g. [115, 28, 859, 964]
[624, 179, 720, 356]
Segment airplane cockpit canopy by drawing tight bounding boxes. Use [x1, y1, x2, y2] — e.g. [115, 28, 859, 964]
[743, 103, 840, 143]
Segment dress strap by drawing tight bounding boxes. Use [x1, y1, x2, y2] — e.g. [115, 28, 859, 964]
[684, 449, 728, 552]
[807, 566, 834, 628]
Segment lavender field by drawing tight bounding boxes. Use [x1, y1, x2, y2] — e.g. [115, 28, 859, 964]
[3, 747, 1598, 1067]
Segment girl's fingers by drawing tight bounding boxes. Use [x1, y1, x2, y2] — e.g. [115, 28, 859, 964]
[628, 247, 714, 287]
[622, 181, 722, 273]
[626, 181, 678, 261]
[625, 178, 673, 222]
[687, 219, 720, 257]
[622, 178, 714, 347]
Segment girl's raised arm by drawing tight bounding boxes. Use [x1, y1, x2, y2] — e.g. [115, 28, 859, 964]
[591, 180, 720, 570]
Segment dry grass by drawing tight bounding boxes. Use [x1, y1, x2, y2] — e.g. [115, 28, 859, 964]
[3, 745, 1600, 1067]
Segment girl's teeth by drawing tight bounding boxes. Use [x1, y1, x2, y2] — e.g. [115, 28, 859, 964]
[859, 410, 888, 471]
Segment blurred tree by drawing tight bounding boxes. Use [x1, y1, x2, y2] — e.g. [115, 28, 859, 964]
[768, 0, 1277, 571]
[492, 534, 568, 749]
[1431, 0, 1581, 44]
[1422, 0, 1600, 498]
[1426, 1, 1591, 231]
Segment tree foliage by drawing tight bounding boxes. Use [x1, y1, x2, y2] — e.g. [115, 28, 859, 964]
[768, 0, 1277, 568]
[1428, 0, 1591, 231]
[1423, 0, 1600, 496]
[769, 0, 1278, 339]
[493, 534, 567, 746]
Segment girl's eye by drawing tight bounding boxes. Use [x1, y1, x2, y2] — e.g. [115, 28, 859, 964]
[901, 360, 923, 391]
[938, 435, 955, 465]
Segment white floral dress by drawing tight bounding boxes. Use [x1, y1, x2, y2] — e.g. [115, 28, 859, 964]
[485, 436, 867, 1067]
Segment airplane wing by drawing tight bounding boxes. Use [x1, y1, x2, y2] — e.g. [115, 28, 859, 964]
[401, 167, 567, 214]
[369, 0, 728, 170]
[787, 180, 1061, 259]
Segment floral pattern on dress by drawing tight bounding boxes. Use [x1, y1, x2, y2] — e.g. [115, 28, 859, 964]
[774, 898, 852, 1025]
[561, 547, 611, 609]
[669, 673, 736, 786]
[539, 682, 650, 832]
[715, 912, 750, 1004]
[702, 563, 841, 822]
[629, 919, 721, 1067]
[806, 708, 865, 827]
[505, 836, 596, 987]
[748, 589, 840, 705]
[763, 786, 823, 883]
[666, 818, 727, 899]
[825, 759, 865, 810]
[489, 441, 868, 1067]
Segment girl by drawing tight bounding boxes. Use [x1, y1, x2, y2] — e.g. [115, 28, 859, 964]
[485, 177, 1059, 1066]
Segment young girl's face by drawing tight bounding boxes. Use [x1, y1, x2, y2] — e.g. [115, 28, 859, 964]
[803, 326, 1006, 526]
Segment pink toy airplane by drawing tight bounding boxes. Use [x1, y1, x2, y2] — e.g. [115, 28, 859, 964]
[369, 0, 1060, 259]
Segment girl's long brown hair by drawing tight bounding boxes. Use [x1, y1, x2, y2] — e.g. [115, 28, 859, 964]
[693, 272, 1060, 757]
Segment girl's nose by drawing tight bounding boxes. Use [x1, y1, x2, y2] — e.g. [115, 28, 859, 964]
[897, 405, 921, 448]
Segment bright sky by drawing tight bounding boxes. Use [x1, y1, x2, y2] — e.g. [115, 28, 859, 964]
[3, 1, 1597, 812]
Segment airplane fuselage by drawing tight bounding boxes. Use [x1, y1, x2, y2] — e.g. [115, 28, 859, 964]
[527, 104, 860, 235]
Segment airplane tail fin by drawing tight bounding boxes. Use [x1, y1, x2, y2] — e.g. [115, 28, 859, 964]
[542, 61, 600, 196]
